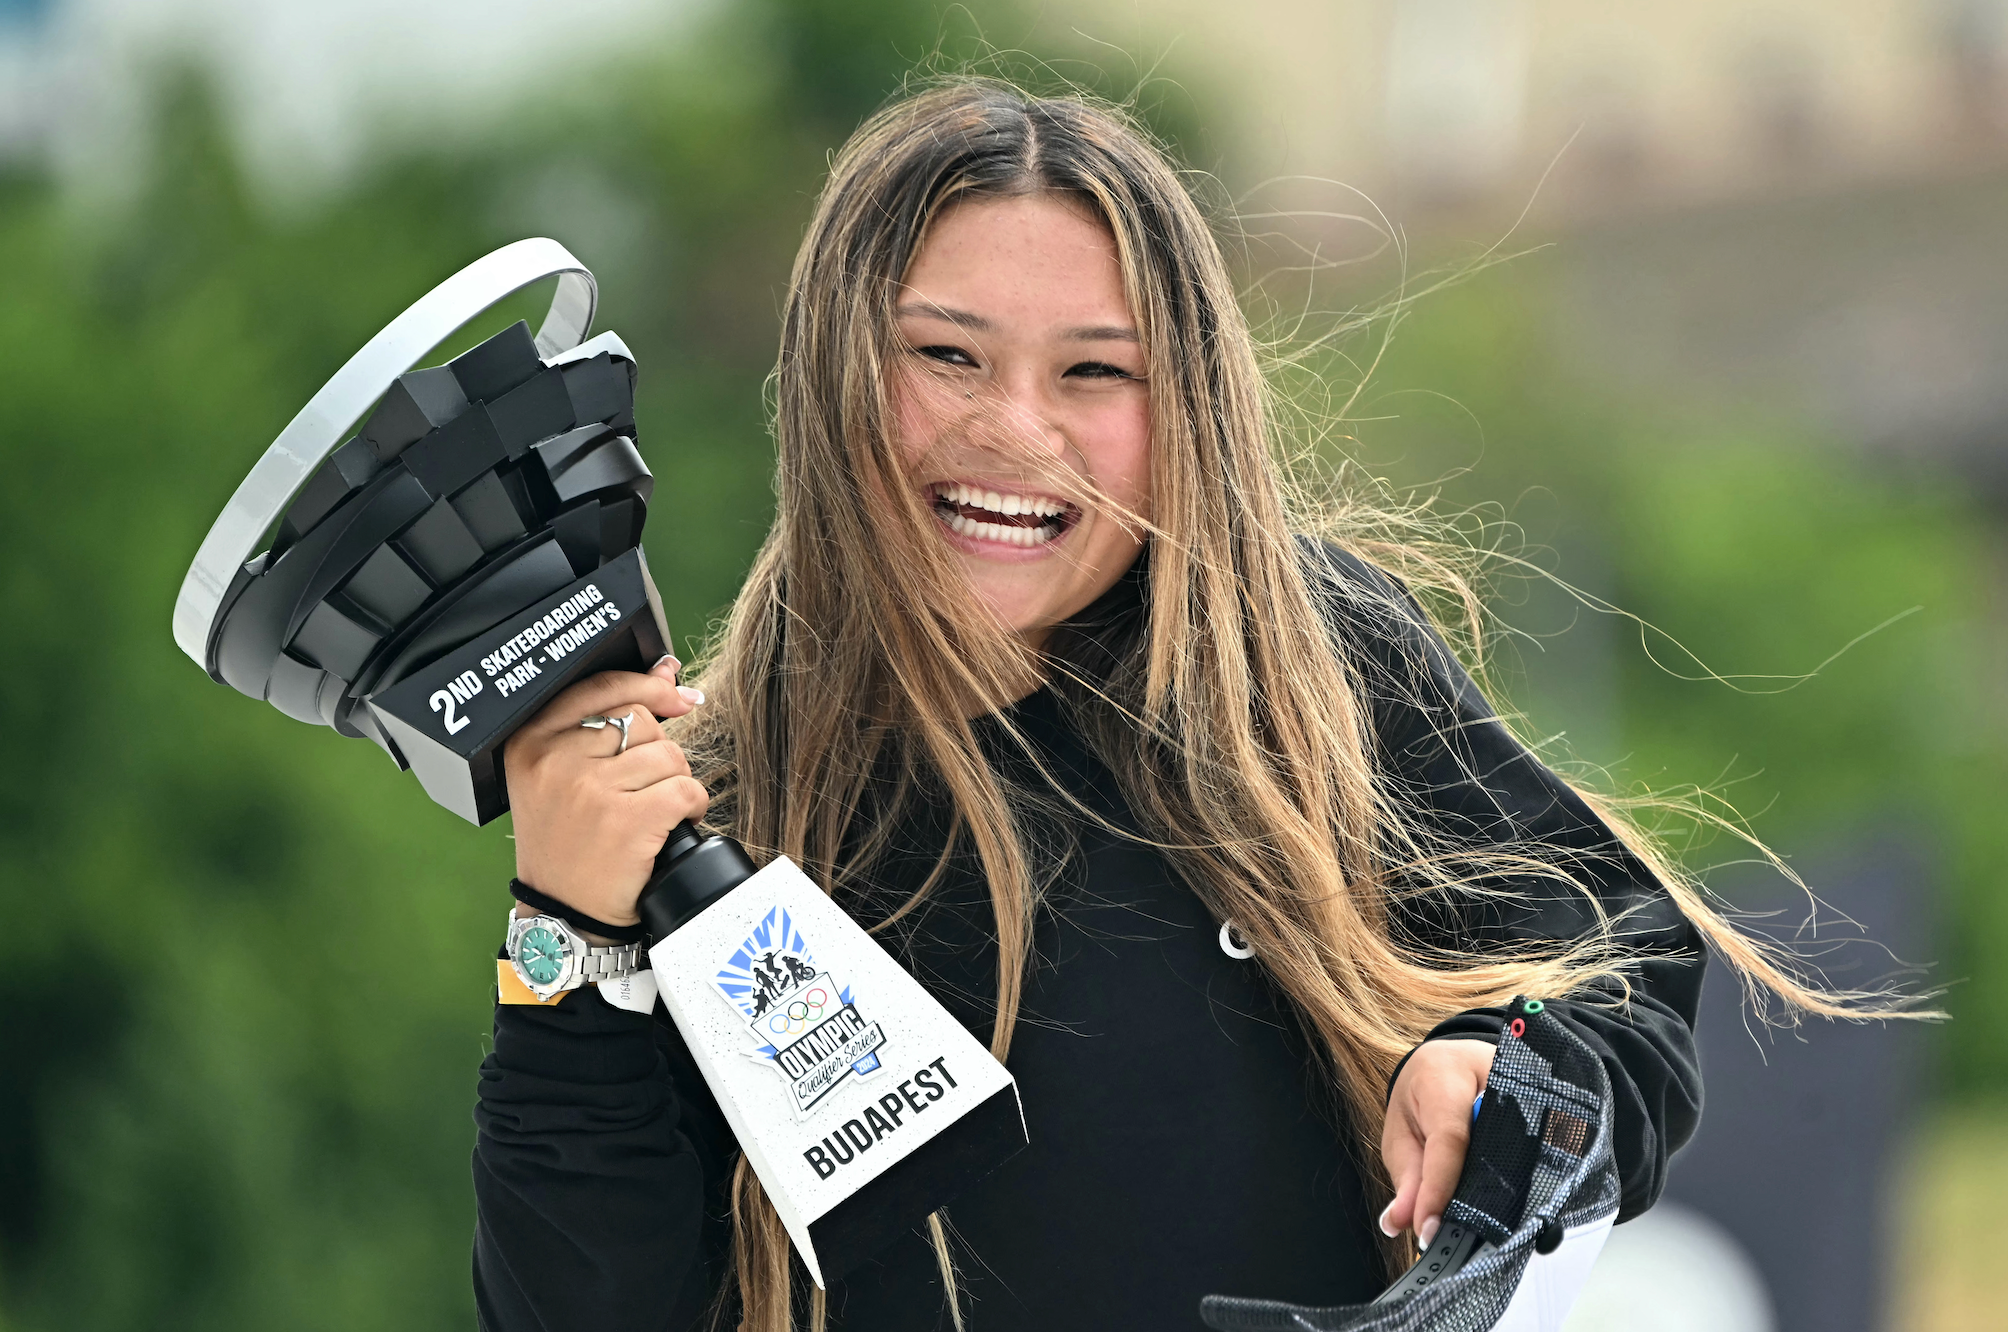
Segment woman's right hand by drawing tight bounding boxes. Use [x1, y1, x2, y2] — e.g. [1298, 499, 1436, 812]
[503, 657, 709, 927]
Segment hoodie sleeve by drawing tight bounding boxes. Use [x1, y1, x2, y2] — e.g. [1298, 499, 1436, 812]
[1306, 539, 1706, 1222]
[472, 971, 728, 1330]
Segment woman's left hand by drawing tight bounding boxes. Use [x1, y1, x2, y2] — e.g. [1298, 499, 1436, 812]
[1380, 1038, 1497, 1247]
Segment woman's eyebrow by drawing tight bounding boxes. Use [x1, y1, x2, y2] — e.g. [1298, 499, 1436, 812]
[1065, 325, 1139, 343]
[896, 302, 991, 332]
[895, 303, 1137, 344]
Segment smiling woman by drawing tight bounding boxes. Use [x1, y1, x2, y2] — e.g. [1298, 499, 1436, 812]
[470, 76, 1898, 1332]
[893, 194, 1152, 645]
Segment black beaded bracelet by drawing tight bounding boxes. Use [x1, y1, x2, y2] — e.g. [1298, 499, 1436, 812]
[507, 879, 647, 944]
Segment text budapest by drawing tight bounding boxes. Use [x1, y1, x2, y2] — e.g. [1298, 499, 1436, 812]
[800, 1057, 960, 1180]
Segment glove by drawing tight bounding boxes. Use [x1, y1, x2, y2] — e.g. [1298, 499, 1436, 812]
[1200, 996, 1620, 1332]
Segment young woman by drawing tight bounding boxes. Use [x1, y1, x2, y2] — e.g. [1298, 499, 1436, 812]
[472, 79, 1841, 1331]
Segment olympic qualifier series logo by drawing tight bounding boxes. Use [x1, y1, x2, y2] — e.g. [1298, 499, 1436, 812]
[714, 906, 887, 1119]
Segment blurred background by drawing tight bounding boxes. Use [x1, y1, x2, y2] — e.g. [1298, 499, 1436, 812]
[0, 1, 2003, 1329]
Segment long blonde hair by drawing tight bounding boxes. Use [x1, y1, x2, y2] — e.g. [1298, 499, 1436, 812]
[672, 76, 1913, 1331]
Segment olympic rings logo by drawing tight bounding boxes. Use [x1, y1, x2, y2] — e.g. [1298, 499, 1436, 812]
[765, 987, 831, 1036]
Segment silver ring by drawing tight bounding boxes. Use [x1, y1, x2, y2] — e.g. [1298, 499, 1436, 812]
[579, 711, 634, 755]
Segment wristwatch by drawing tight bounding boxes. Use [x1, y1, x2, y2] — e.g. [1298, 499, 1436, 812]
[505, 910, 643, 1001]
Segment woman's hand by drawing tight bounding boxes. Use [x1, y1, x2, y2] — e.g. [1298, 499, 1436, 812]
[1380, 1038, 1497, 1247]
[503, 657, 708, 926]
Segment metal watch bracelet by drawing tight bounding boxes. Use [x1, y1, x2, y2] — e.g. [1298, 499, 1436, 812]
[571, 940, 643, 980]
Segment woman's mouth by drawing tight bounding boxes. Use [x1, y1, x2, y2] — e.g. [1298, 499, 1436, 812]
[927, 481, 1078, 549]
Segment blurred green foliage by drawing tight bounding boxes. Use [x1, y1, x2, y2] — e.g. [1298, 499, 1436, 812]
[1, 5, 2003, 1328]
[1351, 270, 2008, 1079]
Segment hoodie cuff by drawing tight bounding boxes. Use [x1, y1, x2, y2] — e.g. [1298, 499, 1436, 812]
[1384, 1008, 1506, 1104]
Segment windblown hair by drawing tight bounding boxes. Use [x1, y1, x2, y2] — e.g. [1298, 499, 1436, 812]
[672, 76, 1904, 1332]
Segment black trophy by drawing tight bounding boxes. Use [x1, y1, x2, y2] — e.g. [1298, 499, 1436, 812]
[174, 239, 669, 822]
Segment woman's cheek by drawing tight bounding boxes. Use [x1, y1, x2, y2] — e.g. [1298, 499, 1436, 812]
[1087, 397, 1154, 519]
[888, 374, 941, 467]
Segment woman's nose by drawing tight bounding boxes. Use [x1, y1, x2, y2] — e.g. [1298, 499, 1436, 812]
[985, 376, 1068, 455]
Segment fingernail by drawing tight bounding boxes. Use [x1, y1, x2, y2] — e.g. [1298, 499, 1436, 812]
[1378, 1202, 1398, 1238]
[1419, 1216, 1440, 1247]
[651, 654, 681, 676]
[677, 686, 706, 706]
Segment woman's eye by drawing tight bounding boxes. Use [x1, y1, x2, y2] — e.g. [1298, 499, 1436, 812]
[1064, 361, 1142, 381]
[916, 345, 978, 368]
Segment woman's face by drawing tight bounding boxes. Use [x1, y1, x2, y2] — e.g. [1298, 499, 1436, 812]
[891, 193, 1151, 650]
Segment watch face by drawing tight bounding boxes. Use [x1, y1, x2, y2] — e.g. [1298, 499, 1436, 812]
[516, 925, 570, 987]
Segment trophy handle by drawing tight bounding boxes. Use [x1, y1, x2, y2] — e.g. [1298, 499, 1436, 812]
[638, 821, 758, 941]
[174, 238, 598, 667]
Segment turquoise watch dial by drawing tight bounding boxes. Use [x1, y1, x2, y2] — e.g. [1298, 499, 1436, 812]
[517, 925, 570, 987]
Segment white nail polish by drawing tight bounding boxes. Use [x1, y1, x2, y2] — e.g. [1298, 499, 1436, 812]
[1419, 1216, 1440, 1247]
[678, 686, 706, 706]
[1378, 1202, 1398, 1238]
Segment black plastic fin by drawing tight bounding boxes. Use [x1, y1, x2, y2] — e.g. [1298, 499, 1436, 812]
[451, 472, 531, 553]
[402, 406, 507, 499]
[540, 435, 652, 506]
[449, 320, 541, 403]
[598, 495, 644, 562]
[549, 500, 604, 576]
[341, 545, 433, 626]
[277, 435, 380, 549]
[488, 367, 576, 457]
[363, 366, 469, 462]
[395, 498, 486, 584]
[560, 351, 631, 426]
[265, 650, 331, 726]
[291, 601, 382, 679]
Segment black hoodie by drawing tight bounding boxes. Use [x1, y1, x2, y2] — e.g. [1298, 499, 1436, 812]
[470, 543, 1704, 1331]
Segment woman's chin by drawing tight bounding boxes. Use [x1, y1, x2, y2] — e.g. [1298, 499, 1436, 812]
[945, 565, 1075, 647]
[961, 577, 1068, 638]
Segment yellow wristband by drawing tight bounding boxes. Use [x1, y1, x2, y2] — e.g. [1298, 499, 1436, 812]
[497, 959, 571, 1006]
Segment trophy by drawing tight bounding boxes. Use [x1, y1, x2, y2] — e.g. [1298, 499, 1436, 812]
[172, 240, 1027, 1288]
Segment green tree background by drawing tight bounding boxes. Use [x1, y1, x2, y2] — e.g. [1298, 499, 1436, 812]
[0, 2, 2000, 1327]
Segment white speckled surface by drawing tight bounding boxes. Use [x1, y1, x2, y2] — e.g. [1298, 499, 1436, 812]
[649, 857, 1020, 1287]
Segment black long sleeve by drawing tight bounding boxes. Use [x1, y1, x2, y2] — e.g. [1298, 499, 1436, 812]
[472, 977, 730, 1330]
[1307, 540, 1706, 1220]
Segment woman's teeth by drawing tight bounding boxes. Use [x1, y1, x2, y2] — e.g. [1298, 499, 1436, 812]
[930, 482, 1069, 548]
[945, 512, 1057, 546]
[933, 482, 1066, 519]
